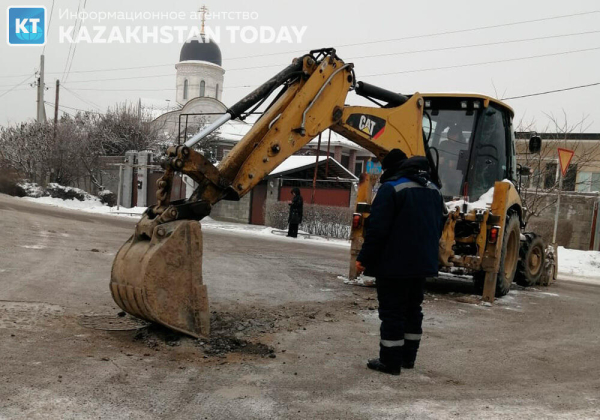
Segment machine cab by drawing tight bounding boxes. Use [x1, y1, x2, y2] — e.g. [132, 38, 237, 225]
[422, 94, 516, 201]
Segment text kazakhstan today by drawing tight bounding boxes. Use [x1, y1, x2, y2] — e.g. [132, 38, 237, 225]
[59, 25, 308, 44]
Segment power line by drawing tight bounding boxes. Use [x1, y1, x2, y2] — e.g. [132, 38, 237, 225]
[0, 75, 34, 100]
[42, 0, 55, 55]
[221, 9, 600, 60]
[30, 46, 600, 95]
[63, 73, 174, 84]
[360, 46, 600, 78]
[64, 0, 87, 82]
[502, 82, 600, 100]
[63, 87, 176, 92]
[53, 43, 600, 86]
[61, 84, 101, 110]
[41, 81, 600, 117]
[2, 10, 600, 79]
[348, 30, 600, 60]
[45, 101, 103, 115]
[62, 0, 82, 82]
[27, 28, 600, 78]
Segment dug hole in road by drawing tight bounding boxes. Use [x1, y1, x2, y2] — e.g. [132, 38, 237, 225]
[1, 193, 599, 419]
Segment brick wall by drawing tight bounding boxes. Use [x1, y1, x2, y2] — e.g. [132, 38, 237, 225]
[525, 191, 600, 250]
[210, 193, 251, 224]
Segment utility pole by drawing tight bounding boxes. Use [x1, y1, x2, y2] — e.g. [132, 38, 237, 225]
[36, 55, 47, 122]
[53, 79, 60, 139]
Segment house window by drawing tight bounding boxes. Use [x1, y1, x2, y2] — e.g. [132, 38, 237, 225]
[544, 162, 578, 191]
[200, 80, 205, 97]
[577, 172, 600, 192]
[544, 163, 557, 189]
[216, 83, 219, 99]
[354, 160, 364, 176]
[222, 148, 232, 159]
[183, 79, 188, 100]
[563, 164, 577, 191]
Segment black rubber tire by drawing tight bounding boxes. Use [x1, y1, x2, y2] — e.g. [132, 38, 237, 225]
[515, 233, 546, 287]
[473, 213, 521, 297]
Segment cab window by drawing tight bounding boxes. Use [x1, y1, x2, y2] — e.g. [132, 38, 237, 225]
[468, 105, 508, 200]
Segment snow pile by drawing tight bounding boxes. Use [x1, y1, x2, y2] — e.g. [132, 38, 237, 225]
[17, 181, 45, 198]
[557, 246, 600, 279]
[97, 189, 113, 198]
[338, 275, 376, 287]
[445, 180, 514, 212]
[22, 194, 147, 217]
[45, 183, 96, 201]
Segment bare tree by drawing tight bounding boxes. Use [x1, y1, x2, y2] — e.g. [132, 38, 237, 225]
[517, 111, 600, 223]
[0, 101, 166, 191]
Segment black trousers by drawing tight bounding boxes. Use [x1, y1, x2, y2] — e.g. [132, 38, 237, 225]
[287, 223, 299, 238]
[376, 277, 425, 367]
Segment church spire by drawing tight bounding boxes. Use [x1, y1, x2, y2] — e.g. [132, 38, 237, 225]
[198, 5, 208, 36]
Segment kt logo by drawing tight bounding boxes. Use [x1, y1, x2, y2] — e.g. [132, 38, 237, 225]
[7, 6, 46, 46]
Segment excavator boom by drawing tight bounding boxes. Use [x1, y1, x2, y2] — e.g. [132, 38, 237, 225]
[110, 49, 431, 337]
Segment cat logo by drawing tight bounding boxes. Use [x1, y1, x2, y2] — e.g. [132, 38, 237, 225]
[358, 115, 376, 136]
[346, 114, 386, 140]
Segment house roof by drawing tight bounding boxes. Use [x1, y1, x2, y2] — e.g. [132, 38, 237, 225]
[268, 156, 358, 180]
[216, 120, 373, 155]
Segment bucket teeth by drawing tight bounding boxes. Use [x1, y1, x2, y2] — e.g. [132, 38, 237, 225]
[110, 220, 209, 338]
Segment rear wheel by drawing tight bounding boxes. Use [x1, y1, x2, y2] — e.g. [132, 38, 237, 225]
[515, 233, 546, 287]
[474, 212, 521, 297]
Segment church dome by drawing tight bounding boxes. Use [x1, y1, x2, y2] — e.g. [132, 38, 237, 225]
[179, 35, 222, 66]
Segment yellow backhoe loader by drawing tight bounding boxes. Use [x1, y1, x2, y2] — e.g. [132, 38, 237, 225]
[111, 49, 551, 338]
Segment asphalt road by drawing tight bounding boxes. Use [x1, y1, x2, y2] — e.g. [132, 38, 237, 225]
[1, 194, 599, 419]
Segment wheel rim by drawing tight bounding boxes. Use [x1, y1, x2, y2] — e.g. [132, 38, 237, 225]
[504, 227, 519, 284]
[528, 245, 543, 276]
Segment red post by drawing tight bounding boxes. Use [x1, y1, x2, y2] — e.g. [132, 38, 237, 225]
[311, 133, 322, 204]
[325, 129, 332, 178]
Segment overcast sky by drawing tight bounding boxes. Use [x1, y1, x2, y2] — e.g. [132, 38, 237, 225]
[1, 0, 599, 132]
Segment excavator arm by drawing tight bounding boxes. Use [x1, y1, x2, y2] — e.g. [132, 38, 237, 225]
[111, 49, 430, 337]
[139, 50, 429, 233]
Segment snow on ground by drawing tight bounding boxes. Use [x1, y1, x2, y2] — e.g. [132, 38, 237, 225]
[19, 195, 350, 248]
[200, 218, 350, 248]
[21, 195, 147, 217]
[557, 246, 600, 284]
[18, 192, 600, 279]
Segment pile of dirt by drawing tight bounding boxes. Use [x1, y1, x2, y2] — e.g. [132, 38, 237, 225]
[127, 301, 358, 358]
[133, 324, 183, 349]
[197, 336, 274, 357]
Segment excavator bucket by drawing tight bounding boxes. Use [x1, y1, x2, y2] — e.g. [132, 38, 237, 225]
[110, 220, 209, 338]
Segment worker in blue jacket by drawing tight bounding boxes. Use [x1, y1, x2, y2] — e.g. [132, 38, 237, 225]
[356, 149, 444, 375]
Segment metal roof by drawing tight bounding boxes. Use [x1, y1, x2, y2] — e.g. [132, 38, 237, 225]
[267, 156, 358, 181]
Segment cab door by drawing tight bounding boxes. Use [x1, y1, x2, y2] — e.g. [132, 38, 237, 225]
[467, 104, 512, 201]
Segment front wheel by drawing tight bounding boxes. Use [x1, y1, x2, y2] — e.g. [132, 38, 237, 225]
[515, 233, 546, 287]
[474, 212, 521, 297]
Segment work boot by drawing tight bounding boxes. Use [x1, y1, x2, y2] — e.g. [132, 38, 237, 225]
[367, 358, 400, 376]
[402, 339, 420, 369]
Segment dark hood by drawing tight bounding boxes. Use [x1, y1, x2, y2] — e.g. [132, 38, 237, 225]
[380, 156, 431, 186]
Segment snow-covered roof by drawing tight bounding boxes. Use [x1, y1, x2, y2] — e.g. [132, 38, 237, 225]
[268, 155, 358, 180]
[307, 131, 366, 152]
[270, 156, 328, 175]
[217, 120, 372, 155]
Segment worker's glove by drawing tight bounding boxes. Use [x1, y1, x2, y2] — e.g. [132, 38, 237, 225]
[356, 261, 366, 275]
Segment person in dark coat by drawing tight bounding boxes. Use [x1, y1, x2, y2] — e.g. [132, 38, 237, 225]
[287, 187, 303, 238]
[356, 149, 445, 375]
